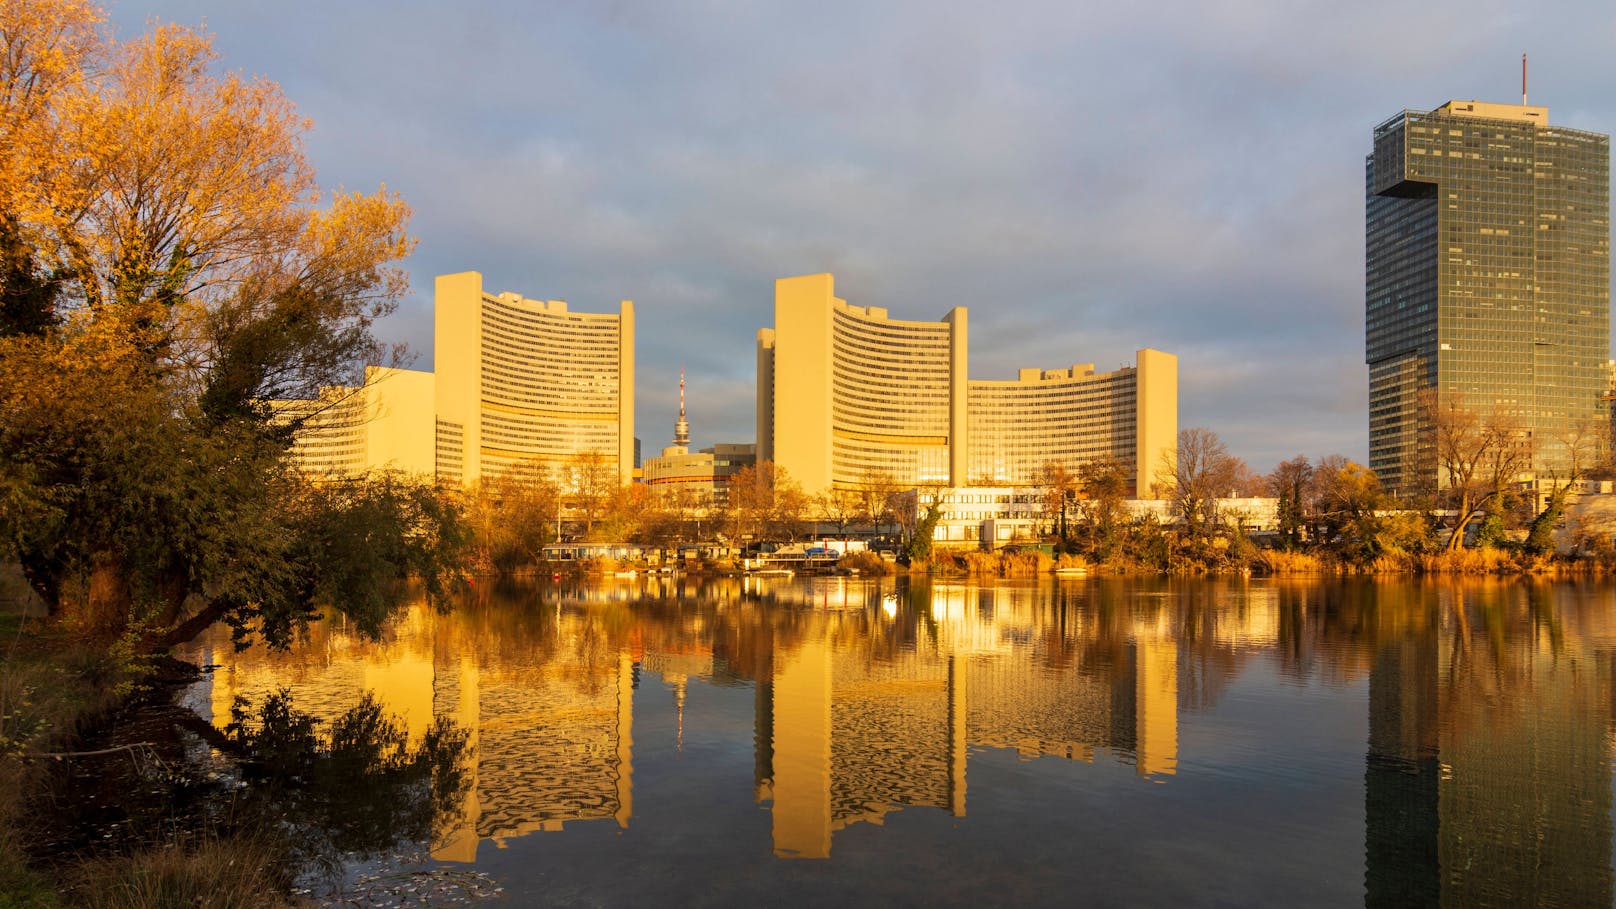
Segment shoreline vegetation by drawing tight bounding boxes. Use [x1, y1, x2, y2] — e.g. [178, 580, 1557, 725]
[3, 2, 1615, 905]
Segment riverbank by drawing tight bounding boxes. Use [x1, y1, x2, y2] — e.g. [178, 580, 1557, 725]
[0, 608, 295, 908]
[899, 545, 1616, 579]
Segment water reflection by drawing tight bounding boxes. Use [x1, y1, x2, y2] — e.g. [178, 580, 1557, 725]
[1361, 583, 1614, 908]
[186, 576, 1616, 905]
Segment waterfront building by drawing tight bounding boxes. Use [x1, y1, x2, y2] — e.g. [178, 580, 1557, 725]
[643, 443, 757, 508]
[276, 366, 436, 480]
[968, 354, 1176, 497]
[642, 370, 757, 507]
[757, 273, 1175, 500]
[1367, 98, 1610, 494]
[758, 273, 967, 496]
[434, 271, 635, 486]
[896, 487, 1278, 548]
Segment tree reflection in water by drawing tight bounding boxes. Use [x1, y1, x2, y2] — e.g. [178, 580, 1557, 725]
[223, 689, 471, 872]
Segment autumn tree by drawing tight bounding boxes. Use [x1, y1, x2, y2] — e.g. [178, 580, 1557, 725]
[727, 461, 809, 542]
[1312, 460, 1388, 563]
[1425, 392, 1533, 550]
[1159, 428, 1241, 539]
[1524, 417, 1604, 556]
[1037, 460, 1078, 540]
[561, 450, 618, 538]
[854, 468, 902, 532]
[818, 484, 866, 536]
[1071, 456, 1129, 559]
[466, 465, 559, 573]
[1267, 455, 1314, 549]
[0, 2, 455, 649]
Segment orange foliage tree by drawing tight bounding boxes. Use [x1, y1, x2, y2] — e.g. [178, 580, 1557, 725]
[0, 1, 461, 648]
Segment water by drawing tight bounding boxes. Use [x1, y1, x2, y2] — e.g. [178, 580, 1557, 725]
[182, 575, 1616, 907]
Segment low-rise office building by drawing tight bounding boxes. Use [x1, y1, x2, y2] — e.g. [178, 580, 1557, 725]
[899, 488, 1279, 549]
[277, 366, 436, 480]
[643, 443, 757, 508]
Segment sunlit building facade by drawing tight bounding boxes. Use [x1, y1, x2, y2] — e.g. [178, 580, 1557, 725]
[758, 273, 967, 496]
[757, 273, 1176, 500]
[642, 371, 757, 506]
[435, 271, 635, 486]
[1367, 99, 1610, 494]
[642, 443, 757, 508]
[275, 366, 436, 480]
[968, 351, 1177, 497]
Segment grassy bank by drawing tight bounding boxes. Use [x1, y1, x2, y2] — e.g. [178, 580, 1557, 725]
[899, 543, 1616, 580]
[0, 608, 295, 909]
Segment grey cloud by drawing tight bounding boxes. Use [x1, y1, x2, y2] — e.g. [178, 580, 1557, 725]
[114, 0, 1616, 473]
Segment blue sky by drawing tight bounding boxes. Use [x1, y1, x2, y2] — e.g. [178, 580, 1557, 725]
[113, 0, 1616, 472]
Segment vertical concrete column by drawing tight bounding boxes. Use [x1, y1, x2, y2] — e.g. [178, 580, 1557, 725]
[1134, 348, 1178, 499]
[945, 307, 969, 487]
[434, 271, 485, 483]
[772, 275, 837, 498]
[618, 301, 636, 485]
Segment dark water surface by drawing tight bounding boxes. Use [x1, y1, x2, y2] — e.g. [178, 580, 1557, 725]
[183, 576, 1616, 907]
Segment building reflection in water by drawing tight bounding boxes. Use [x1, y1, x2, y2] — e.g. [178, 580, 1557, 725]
[188, 574, 1616, 891]
[1362, 581, 1615, 908]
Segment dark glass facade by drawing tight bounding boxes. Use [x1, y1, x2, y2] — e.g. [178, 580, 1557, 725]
[1366, 102, 1610, 494]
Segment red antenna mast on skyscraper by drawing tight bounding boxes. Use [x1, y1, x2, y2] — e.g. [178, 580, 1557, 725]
[1522, 53, 1528, 105]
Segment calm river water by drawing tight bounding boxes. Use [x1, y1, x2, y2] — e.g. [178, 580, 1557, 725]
[181, 576, 1616, 907]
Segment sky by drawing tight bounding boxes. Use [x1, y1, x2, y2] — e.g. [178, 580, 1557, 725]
[112, 0, 1616, 473]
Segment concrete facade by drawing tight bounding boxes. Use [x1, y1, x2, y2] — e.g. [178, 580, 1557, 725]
[278, 366, 436, 480]
[758, 273, 1176, 500]
[434, 271, 635, 486]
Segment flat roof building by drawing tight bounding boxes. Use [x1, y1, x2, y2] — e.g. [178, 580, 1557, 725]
[758, 273, 967, 496]
[1367, 99, 1610, 494]
[757, 273, 1176, 499]
[968, 353, 1176, 498]
[276, 366, 436, 480]
[435, 271, 635, 487]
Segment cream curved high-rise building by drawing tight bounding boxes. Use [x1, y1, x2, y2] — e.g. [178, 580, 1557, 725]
[968, 352, 1176, 497]
[758, 274, 967, 495]
[757, 273, 1175, 499]
[435, 272, 635, 485]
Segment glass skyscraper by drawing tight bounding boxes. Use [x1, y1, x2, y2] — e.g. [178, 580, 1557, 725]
[1366, 100, 1609, 495]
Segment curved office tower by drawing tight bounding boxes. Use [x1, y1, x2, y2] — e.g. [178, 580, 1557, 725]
[967, 351, 1177, 498]
[435, 272, 635, 485]
[758, 274, 967, 495]
[757, 273, 1176, 500]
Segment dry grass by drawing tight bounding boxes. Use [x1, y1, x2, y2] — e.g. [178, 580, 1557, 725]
[836, 551, 893, 575]
[1052, 554, 1090, 572]
[1416, 548, 1514, 575]
[68, 835, 295, 909]
[956, 550, 1054, 577]
[1251, 550, 1331, 576]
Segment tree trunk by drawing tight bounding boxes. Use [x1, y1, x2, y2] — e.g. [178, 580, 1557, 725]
[158, 596, 236, 649]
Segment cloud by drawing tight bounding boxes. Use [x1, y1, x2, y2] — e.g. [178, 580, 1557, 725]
[115, 0, 1616, 473]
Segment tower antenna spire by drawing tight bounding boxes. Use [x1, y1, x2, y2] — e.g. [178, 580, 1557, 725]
[1522, 52, 1528, 105]
[673, 367, 690, 449]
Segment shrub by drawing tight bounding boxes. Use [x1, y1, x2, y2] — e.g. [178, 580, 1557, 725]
[836, 551, 892, 575]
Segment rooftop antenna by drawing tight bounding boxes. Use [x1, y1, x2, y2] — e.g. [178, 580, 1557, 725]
[1522, 53, 1528, 105]
[673, 367, 689, 449]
